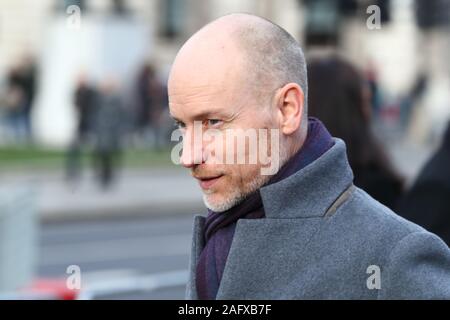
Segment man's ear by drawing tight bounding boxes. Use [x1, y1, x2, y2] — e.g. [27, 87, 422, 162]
[274, 83, 304, 135]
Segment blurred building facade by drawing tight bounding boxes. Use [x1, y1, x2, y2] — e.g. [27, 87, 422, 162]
[0, 0, 448, 146]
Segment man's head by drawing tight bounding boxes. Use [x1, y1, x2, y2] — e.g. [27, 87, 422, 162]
[168, 13, 308, 212]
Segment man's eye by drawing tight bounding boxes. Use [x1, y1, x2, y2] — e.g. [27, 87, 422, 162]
[206, 119, 223, 127]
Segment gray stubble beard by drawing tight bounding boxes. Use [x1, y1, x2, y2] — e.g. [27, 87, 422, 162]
[202, 141, 291, 213]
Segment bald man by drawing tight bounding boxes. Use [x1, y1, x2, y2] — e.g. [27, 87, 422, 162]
[168, 14, 450, 299]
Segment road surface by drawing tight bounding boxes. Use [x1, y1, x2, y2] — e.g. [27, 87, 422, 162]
[38, 213, 197, 299]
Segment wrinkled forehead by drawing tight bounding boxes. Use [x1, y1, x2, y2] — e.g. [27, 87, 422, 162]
[168, 80, 243, 122]
[169, 42, 245, 90]
[168, 57, 251, 117]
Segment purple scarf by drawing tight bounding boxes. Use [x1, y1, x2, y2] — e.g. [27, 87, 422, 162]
[196, 117, 334, 299]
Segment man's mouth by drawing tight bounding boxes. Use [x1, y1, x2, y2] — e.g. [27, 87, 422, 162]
[195, 175, 224, 189]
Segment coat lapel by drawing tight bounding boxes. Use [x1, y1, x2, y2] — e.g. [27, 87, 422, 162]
[215, 217, 324, 299]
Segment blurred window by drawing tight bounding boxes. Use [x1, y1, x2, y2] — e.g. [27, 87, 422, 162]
[415, 0, 450, 30]
[302, 0, 340, 46]
[160, 0, 185, 39]
[301, 0, 391, 46]
[111, 0, 131, 16]
[54, 0, 86, 13]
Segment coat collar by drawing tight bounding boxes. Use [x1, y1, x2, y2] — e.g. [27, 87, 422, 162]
[260, 138, 354, 219]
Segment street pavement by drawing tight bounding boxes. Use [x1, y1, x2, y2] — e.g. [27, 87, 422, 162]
[1, 167, 205, 299]
[0, 167, 205, 222]
[39, 214, 195, 299]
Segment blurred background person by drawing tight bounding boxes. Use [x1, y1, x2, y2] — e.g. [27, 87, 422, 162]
[398, 121, 450, 246]
[5, 55, 37, 144]
[307, 55, 404, 209]
[147, 67, 170, 150]
[134, 63, 169, 150]
[364, 59, 383, 121]
[398, 72, 429, 131]
[66, 72, 98, 183]
[134, 63, 154, 147]
[92, 77, 125, 189]
[1, 73, 26, 143]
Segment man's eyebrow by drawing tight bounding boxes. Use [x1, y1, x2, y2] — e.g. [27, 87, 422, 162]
[170, 110, 225, 122]
[191, 111, 218, 120]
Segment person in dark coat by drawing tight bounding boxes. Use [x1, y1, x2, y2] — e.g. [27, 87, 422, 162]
[66, 73, 98, 182]
[7, 55, 37, 142]
[92, 78, 125, 189]
[135, 64, 153, 134]
[135, 63, 169, 149]
[398, 121, 450, 246]
[307, 55, 404, 210]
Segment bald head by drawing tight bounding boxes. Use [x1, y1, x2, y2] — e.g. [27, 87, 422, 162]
[169, 13, 308, 111]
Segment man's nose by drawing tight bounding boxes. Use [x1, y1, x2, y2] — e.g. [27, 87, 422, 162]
[180, 128, 203, 168]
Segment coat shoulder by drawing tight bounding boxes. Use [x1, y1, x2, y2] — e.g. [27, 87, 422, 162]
[327, 186, 450, 299]
[337, 186, 429, 240]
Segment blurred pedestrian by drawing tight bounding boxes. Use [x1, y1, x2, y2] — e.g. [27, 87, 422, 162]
[399, 73, 428, 130]
[148, 69, 169, 149]
[365, 60, 383, 120]
[307, 55, 404, 210]
[135, 64, 152, 138]
[92, 77, 125, 189]
[6, 55, 37, 143]
[66, 72, 98, 183]
[398, 121, 450, 246]
[135, 63, 169, 149]
[2, 77, 26, 142]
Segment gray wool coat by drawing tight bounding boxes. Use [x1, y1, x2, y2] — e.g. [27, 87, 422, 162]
[186, 139, 450, 300]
